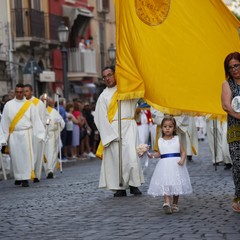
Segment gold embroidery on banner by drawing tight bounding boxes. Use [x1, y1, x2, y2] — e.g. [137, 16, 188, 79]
[135, 0, 171, 26]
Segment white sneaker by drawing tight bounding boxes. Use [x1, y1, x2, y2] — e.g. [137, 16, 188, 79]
[87, 152, 96, 158]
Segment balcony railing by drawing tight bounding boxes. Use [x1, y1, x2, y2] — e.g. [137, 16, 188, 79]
[48, 14, 63, 41]
[68, 48, 97, 74]
[12, 8, 62, 42]
[12, 8, 45, 38]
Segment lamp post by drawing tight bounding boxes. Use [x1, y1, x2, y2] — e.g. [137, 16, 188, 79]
[108, 43, 116, 67]
[58, 21, 69, 100]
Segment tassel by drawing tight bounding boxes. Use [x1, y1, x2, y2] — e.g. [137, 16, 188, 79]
[44, 155, 47, 163]
[4, 146, 9, 154]
[191, 145, 197, 155]
[56, 161, 60, 170]
[31, 170, 36, 180]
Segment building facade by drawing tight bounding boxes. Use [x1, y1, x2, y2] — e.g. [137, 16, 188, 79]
[0, 0, 116, 101]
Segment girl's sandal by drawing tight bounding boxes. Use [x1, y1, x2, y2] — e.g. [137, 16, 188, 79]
[231, 202, 240, 213]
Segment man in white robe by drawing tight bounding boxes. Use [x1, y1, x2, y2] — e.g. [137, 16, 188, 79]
[185, 116, 198, 161]
[1, 83, 45, 187]
[205, 116, 223, 165]
[24, 84, 45, 182]
[41, 97, 65, 179]
[94, 66, 144, 197]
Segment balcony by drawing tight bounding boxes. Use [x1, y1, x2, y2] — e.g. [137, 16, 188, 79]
[68, 48, 98, 80]
[11, 8, 61, 48]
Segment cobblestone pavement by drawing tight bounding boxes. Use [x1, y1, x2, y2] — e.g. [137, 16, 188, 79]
[0, 140, 240, 240]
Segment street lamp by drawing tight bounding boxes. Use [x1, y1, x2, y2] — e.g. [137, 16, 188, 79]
[108, 43, 116, 67]
[58, 21, 69, 100]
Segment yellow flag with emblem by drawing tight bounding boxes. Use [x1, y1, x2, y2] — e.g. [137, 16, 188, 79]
[114, 0, 240, 119]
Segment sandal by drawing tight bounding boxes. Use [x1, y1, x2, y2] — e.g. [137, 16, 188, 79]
[172, 204, 180, 213]
[162, 203, 172, 214]
[232, 202, 240, 213]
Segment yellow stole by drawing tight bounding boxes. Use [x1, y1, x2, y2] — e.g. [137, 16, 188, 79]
[96, 90, 118, 159]
[31, 97, 39, 106]
[9, 100, 31, 134]
[47, 106, 53, 113]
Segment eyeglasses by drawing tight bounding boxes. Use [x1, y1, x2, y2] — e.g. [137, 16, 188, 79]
[228, 64, 240, 72]
[102, 72, 114, 81]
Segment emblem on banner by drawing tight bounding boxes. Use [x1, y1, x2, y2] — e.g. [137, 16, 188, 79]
[135, 0, 171, 26]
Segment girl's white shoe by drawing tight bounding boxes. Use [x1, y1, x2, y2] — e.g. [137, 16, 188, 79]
[162, 203, 172, 214]
[172, 204, 180, 213]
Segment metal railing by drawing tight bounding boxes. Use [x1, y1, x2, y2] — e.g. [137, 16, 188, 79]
[68, 48, 96, 73]
[12, 8, 62, 41]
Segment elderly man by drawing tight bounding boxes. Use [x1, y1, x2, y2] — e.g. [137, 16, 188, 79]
[1, 83, 45, 187]
[94, 66, 144, 197]
[41, 96, 65, 179]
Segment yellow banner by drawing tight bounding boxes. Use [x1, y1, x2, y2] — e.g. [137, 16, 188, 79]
[115, 0, 240, 118]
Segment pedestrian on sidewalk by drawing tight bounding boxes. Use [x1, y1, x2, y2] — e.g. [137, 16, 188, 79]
[94, 66, 144, 197]
[147, 115, 192, 214]
[221, 51, 240, 212]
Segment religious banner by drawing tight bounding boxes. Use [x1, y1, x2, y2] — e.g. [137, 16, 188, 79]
[115, 0, 240, 118]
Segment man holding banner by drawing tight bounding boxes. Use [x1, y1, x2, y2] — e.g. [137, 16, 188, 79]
[94, 66, 144, 197]
[1, 83, 45, 187]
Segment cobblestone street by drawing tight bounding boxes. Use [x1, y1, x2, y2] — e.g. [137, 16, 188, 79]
[0, 140, 240, 240]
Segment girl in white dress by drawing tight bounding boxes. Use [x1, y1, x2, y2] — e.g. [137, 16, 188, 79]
[147, 115, 192, 214]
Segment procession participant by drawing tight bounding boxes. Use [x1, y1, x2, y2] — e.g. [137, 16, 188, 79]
[1, 83, 45, 187]
[151, 107, 190, 162]
[24, 84, 45, 182]
[41, 96, 65, 179]
[94, 66, 144, 197]
[195, 116, 206, 141]
[55, 98, 67, 161]
[221, 51, 240, 212]
[185, 116, 198, 161]
[205, 116, 223, 166]
[221, 121, 232, 170]
[135, 103, 151, 145]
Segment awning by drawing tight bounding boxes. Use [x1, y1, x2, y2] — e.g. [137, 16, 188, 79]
[62, 5, 93, 29]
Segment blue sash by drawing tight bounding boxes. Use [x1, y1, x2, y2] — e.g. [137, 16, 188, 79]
[161, 153, 181, 159]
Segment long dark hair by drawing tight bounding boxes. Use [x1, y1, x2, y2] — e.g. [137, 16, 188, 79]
[224, 52, 240, 79]
[160, 115, 177, 137]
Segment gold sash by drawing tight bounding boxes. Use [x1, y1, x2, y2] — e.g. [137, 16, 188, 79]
[9, 100, 31, 134]
[47, 106, 53, 113]
[96, 90, 118, 159]
[31, 97, 39, 106]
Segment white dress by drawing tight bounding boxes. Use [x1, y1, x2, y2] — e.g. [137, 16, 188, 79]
[148, 136, 192, 196]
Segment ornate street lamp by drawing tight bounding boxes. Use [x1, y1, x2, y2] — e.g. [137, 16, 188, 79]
[58, 21, 69, 100]
[108, 43, 116, 67]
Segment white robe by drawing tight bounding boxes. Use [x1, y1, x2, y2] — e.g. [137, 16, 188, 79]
[1, 98, 45, 180]
[29, 97, 45, 179]
[186, 116, 199, 156]
[205, 118, 223, 163]
[137, 110, 150, 145]
[43, 107, 65, 175]
[94, 86, 144, 190]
